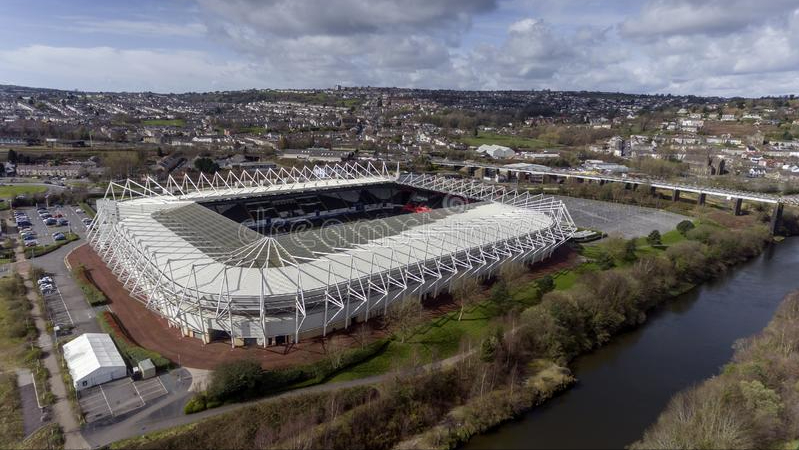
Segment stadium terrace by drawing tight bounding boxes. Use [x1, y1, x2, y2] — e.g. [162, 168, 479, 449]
[88, 162, 576, 347]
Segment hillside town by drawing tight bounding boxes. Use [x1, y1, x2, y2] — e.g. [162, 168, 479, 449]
[2, 84, 799, 192]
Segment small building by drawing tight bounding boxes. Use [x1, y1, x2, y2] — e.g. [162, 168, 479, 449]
[137, 359, 156, 380]
[62, 333, 127, 391]
[476, 144, 515, 159]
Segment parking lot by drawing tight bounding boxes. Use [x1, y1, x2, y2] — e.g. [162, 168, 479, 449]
[78, 376, 168, 424]
[13, 205, 103, 336]
[43, 284, 74, 332]
[17, 205, 90, 249]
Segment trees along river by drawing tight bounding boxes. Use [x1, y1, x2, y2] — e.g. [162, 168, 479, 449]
[465, 237, 799, 449]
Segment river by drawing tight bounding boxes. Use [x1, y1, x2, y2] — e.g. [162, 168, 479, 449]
[465, 237, 799, 449]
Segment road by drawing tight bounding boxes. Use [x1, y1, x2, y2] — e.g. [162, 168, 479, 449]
[82, 343, 475, 448]
[13, 240, 91, 450]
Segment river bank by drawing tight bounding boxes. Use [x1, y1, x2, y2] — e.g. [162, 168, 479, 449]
[465, 236, 799, 449]
[631, 290, 799, 449]
[111, 211, 783, 449]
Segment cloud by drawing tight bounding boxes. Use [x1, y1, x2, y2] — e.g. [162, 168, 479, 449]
[4, 0, 799, 96]
[619, 0, 799, 39]
[193, 0, 497, 88]
[197, 0, 495, 38]
[0, 45, 259, 93]
[60, 18, 208, 38]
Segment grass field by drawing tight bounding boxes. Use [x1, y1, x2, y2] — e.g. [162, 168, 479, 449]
[0, 185, 47, 199]
[141, 119, 186, 127]
[0, 275, 38, 449]
[329, 221, 696, 383]
[328, 259, 595, 382]
[460, 131, 555, 149]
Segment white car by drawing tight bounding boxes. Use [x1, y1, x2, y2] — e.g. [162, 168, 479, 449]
[75, 208, 84, 214]
[37, 277, 53, 285]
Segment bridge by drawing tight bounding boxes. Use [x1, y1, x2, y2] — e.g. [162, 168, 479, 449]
[430, 159, 794, 234]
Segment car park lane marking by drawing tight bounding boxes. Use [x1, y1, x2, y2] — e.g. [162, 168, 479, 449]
[99, 384, 114, 417]
[129, 379, 146, 407]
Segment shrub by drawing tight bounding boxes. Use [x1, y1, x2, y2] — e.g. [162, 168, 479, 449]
[647, 230, 662, 246]
[676, 220, 695, 236]
[206, 358, 265, 403]
[536, 275, 555, 293]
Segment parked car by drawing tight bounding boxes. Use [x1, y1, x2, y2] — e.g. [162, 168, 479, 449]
[44, 218, 57, 226]
[37, 276, 53, 285]
[52, 233, 66, 241]
[57, 218, 69, 226]
[81, 218, 92, 225]
[75, 208, 84, 214]
[24, 240, 38, 247]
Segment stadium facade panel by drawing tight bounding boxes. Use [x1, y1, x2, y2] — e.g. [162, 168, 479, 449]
[88, 162, 576, 347]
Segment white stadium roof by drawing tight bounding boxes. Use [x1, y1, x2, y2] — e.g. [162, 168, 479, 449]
[88, 162, 576, 342]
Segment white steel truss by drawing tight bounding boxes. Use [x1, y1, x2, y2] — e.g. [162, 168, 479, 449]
[88, 162, 576, 347]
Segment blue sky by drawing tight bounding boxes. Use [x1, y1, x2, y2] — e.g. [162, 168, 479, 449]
[1, 0, 798, 96]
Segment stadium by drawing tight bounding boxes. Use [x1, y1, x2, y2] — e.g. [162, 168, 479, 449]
[87, 162, 576, 347]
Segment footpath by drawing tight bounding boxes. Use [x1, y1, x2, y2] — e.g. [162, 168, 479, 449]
[14, 244, 90, 450]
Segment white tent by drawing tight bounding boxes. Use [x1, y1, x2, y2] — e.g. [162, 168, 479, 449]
[62, 333, 127, 391]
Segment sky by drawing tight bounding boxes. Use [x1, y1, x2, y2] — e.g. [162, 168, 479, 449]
[1, 0, 798, 96]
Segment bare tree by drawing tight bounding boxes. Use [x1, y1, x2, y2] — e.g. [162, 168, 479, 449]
[498, 260, 526, 282]
[451, 275, 481, 321]
[386, 296, 423, 343]
[325, 334, 348, 370]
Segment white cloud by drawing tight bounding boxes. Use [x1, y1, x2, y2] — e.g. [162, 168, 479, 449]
[60, 18, 208, 38]
[0, 45, 259, 93]
[619, 0, 799, 39]
[4, 0, 799, 96]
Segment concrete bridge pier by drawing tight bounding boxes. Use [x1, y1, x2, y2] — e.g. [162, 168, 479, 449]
[698, 193, 706, 206]
[672, 189, 681, 202]
[732, 197, 743, 216]
[770, 203, 784, 234]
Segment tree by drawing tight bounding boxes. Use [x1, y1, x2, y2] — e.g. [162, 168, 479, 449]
[647, 230, 662, 246]
[536, 275, 555, 293]
[277, 135, 289, 150]
[386, 296, 423, 343]
[207, 358, 263, 402]
[7, 149, 17, 164]
[490, 280, 510, 308]
[194, 157, 219, 174]
[676, 220, 695, 236]
[452, 275, 481, 321]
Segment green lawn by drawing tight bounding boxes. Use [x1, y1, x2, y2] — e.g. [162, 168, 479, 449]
[460, 132, 555, 150]
[329, 301, 498, 382]
[661, 229, 686, 245]
[142, 119, 186, 127]
[0, 185, 47, 198]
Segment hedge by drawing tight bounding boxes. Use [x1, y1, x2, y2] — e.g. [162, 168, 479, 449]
[97, 310, 171, 371]
[71, 264, 107, 306]
[29, 233, 79, 257]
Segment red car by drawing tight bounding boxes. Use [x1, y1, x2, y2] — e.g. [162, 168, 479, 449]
[402, 203, 431, 213]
